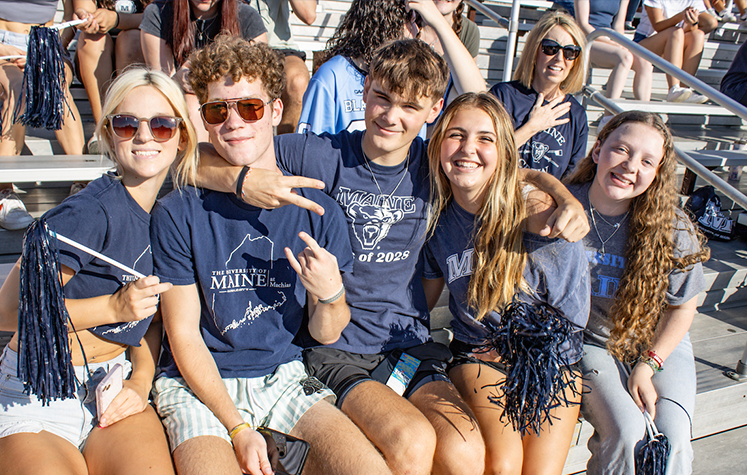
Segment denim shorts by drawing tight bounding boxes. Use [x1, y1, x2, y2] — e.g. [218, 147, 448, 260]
[0, 29, 28, 52]
[153, 360, 334, 451]
[633, 32, 647, 43]
[0, 346, 131, 449]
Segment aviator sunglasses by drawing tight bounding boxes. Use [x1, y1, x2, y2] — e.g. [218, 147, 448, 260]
[200, 97, 274, 125]
[107, 114, 182, 142]
[540, 39, 582, 61]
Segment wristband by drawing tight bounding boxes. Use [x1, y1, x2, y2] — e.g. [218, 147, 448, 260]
[114, 11, 120, 29]
[692, 21, 699, 26]
[638, 356, 662, 373]
[318, 284, 345, 304]
[229, 422, 252, 441]
[235, 166, 252, 199]
[647, 350, 664, 369]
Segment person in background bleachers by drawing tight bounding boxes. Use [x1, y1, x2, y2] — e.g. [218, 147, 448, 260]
[565, 111, 709, 475]
[297, 0, 485, 136]
[721, 40, 747, 106]
[634, 0, 717, 103]
[140, 0, 266, 142]
[249, 0, 317, 135]
[74, 1, 148, 145]
[703, 0, 747, 22]
[489, 11, 588, 180]
[563, 1, 654, 129]
[0, 0, 85, 230]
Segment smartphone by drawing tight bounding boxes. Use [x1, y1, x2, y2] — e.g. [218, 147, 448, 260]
[370, 349, 421, 396]
[258, 427, 310, 475]
[96, 363, 123, 416]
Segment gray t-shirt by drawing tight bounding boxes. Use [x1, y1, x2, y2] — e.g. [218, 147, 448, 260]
[568, 182, 706, 348]
[0, 0, 57, 24]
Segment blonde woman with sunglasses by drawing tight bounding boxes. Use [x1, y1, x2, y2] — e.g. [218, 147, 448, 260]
[489, 11, 587, 180]
[0, 68, 197, 475]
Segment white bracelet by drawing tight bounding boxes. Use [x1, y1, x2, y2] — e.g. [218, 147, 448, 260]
[318, 284, 345, 304]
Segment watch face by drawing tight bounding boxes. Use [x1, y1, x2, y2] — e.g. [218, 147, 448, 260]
[115, 0, 137, 14]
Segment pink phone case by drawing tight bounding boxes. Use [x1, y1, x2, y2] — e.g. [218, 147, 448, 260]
[96, 363, 123, 416]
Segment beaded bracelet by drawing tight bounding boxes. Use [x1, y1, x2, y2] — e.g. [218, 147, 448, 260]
[647, 350, 664, 369]
[639, 356, 662, 373]
[229, 422, 252, 441]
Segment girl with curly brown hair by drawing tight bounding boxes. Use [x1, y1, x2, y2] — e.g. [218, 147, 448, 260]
[565, 110, 709, 475]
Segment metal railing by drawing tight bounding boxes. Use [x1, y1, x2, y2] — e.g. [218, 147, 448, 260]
[464, 0, 513, 82]
[584, 28, 747, 211]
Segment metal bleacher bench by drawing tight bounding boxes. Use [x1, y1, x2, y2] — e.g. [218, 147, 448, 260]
[0, 154, 114, 183]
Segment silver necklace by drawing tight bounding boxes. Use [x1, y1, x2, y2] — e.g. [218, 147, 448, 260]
[589, 203, 629, 254]
[361, 150, 409, 210]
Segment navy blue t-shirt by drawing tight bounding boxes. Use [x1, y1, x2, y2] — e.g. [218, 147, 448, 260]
[44, 174, 154, 347]
[554, 0, 622, 28]
[422, 201, 590, 363]
[490, 81, 588, 179]
[150, 184, 353, 379]
[276, 131, 432, 354]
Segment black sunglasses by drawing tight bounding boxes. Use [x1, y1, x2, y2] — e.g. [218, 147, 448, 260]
[540, 39, 582, 61]
[200, 97, 274, 125]
[107, 114, 182, 142]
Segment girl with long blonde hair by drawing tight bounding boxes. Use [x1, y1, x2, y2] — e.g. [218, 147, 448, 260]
[565, 110, 709, 474]
[422, 92, 590, 475]
[0, 68, 197, 475]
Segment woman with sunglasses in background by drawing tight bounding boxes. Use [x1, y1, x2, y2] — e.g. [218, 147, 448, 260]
[489, 11, 587, 180]
[0, 68, 197, 475]
[141, 0, 267, 141]
[554, 0, 653, 129]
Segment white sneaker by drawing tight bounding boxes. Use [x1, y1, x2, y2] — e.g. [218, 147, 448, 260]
[667, 86, 692, 103]
[0, 189, 34, 230]
[740, 12, 747, 22]
[683, 90, 709, 104]
[720, 10, 738, 22]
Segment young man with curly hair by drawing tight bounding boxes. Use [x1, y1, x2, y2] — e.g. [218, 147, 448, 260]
[150, 36, 393, 475]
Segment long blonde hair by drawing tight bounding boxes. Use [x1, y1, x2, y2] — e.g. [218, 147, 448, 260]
[428, 93, 529, 321]
[95, 68, 198, 189]
[513, 11, 587, 95]
[566, 111, 709, 362]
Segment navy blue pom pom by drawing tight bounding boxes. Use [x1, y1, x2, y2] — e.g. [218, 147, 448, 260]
[12, 25, 72, 131]
[17, 218, 76, 405]
[479, 301, 581, 436]
[636, 411, 670, 475]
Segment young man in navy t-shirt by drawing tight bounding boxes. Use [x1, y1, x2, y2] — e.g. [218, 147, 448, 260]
[194, 38, 590, 475]
[150, 37, 394, 475]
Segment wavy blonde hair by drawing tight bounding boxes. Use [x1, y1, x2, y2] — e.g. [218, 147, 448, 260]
[95, 68, 198, 189]
[565, 111, 709, 362]
[428, 93, 529, 321]
[513, 11, 587, 95]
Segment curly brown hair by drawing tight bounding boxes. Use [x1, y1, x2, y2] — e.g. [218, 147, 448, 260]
[565, 111, 709, 363]
[318, 0, 409, 70]
[188, 35, 285, 105]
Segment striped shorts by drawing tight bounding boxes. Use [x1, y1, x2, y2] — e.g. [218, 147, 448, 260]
[153, 360, 334, 451]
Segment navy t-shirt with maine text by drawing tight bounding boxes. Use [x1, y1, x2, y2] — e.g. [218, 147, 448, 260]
[150, 185, 353, 379]
[276, 131, 432, 354]
[422, 201, 590, 364]
[43, 174, 154, 347]
[490, 81, 588, 179]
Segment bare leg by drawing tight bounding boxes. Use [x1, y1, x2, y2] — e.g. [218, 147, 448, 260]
[638, 27, 685, 89]
[278, 54, 309, 135]
[76, 31, 113, 124]
[342, 380, 437, 475]
[290, 399, 393, 475]
[173, 436, 243, 475]
[681, 29, 706, 79]
[408, 380, 485, 475]
[450, 363, 582, 475]
[0, 431, 88, 475]
[55, 62, 85, 155]
[0, 62, 26, 155]
[631, 55, 653, 101]
[588, 40, 634, 101]
[114, 29, 145, 72]
[83, 405, 175, 475]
